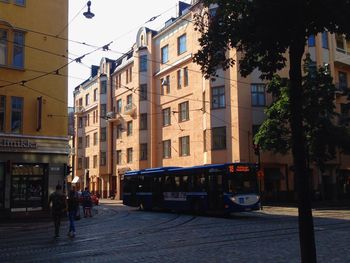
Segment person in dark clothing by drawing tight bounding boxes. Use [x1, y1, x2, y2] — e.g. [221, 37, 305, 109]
[48, 185, 67, 238]
[82, 187, 92, 217]
[67, 187, 79, 237]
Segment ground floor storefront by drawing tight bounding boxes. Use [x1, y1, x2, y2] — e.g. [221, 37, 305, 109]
[0, 135, 69, 218]
[259, 162, 350, 204]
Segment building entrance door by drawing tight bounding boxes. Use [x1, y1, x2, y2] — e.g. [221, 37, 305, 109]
[11, 164, 46, 212]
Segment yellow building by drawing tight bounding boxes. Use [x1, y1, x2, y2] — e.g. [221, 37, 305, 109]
[74, 1, 350, 202]
[0, 0, 68, 217]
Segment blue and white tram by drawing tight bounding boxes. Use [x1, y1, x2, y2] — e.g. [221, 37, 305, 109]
[123, 163, 260, 214]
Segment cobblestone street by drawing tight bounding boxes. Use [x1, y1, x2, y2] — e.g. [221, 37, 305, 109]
[1, 200, 349, 263]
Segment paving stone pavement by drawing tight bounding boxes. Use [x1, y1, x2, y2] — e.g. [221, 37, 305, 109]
[0, 201, 349, 263]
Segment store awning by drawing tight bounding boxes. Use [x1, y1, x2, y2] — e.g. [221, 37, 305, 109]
[72, 176, 80, 184]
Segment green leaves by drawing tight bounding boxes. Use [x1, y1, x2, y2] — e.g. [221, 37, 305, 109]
[255, 57, 350, 171]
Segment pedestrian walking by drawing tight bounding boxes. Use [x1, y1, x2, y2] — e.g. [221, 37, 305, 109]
[82, 187, 92, 217]
[67, 187, 79, 237]
[48, 185, 67, 238]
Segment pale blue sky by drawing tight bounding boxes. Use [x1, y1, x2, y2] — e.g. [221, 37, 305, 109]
[68, 0, 189, 106]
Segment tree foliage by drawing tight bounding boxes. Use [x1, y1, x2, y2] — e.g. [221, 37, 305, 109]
[255, 57, 350, 171]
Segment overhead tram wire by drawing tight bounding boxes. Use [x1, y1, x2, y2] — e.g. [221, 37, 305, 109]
[56, 3, 86, 38]
[0, 41, 113, 90]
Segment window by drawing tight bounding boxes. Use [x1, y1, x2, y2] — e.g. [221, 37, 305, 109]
[100, 152, 106, 166]
[116, 124, 122, 139]
[212, 126, 226, 150]
[101, 104, 106, 118]
[13, 31, 24, 68]
[78, 117, 83, 128]
[127, 94, 132, 105]
[162, 108, 171, 126]
[211, 86, 225, 109]
[129, 67, 132, 82]
[78, 158, 82, 169]
[165, 75, 170, 94]
[78, 137, 82, 149]
[161, 45, 169, 64]
[93, 88, 98, 101]
[179, 136, 190, 156]
[85, 135, 90, 147]
[85, 157, 90, 169]
[92, 111, 96, 124]
[140, 113, 147, 130]
[336, 34, 345, 51]
[126, 69, 129, 84]
[15, 0, 25, 6]
[308, 35, 315, 47]
[86, 114, 89, 126]
[127, 148, 133, 163]
[93, 132, 98, 145]
[100, 127, 106, 142]
[116, 99, 122, 113]
[251, 84, 266, 106]
[11, 96, 23, 133]
[127, 121, 133, 136]
[101, 80, 107, 94]
[177, 70, 182, 89]
[85, 94, 90, 106]
[115, 74, 121, 88]
[322, 32, 328, 49]
[162, 140, 171, 158]
[179, 101, 189, 122]
[140, 55, 147, 72]
[0, 96, 5, 132]
[140, 84, 147, 100]
[184, 67, 188, 87]
[339, 71, 348, 90]
[0, 29, 7, 65]
[93, 155, 97, 168]
[95, 110, 98, 123]
[177, 34, 187, 55]
[203, 130, 207, 152]
[116, 150, 122, 164]
[140, 143, 148, 160]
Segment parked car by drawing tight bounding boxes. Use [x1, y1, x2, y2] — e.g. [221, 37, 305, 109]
[79, 193, 99, 206]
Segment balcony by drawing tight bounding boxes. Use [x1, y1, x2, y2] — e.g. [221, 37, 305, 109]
[105, 111, 123, 123]
[335, 35, 350, 66]
[124, 103, 137, 116]
[74, 106, 85, 114]
[335, 83, 349, 96]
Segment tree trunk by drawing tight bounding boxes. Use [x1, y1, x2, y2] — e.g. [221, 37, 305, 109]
[289, 40, 317, 262]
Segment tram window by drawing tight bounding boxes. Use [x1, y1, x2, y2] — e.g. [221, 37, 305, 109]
[165, 176, 175, 191]
[175, 176, 180, 190]
[181, 176, 188, 192]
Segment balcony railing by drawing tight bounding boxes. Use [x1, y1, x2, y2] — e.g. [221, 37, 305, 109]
[124, 103, 137, 116]
[75, 106, 84, 114]
[335, 83, 349, 95]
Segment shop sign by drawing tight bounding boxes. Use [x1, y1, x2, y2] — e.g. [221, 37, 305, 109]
[0, 139, 37, 150]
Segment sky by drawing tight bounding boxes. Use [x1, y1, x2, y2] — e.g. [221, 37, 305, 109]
[68, 0, 190, 106]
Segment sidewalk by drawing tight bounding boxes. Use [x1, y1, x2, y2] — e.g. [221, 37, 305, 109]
[99, 198, 123, 205]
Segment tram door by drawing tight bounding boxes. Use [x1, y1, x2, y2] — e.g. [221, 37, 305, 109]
[208, 173, 223, 210]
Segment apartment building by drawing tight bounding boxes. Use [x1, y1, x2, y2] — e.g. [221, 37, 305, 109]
[0, 0, 69, 217]
[74, 60, 117, 198]
[74, 1, 350, 202]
